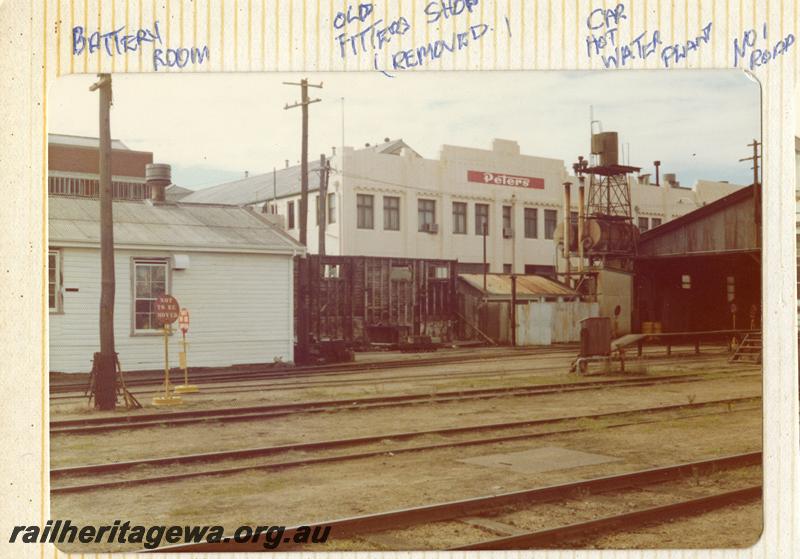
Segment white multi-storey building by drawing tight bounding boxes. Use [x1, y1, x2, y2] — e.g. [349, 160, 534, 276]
[182, 138, 745, 275]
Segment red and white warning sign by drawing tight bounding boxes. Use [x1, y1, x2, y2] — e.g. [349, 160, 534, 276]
[155, 295, 180, 325]
[179, 308, 190, 333]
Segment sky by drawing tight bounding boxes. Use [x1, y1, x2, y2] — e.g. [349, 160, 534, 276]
[49, 70, 760, 190]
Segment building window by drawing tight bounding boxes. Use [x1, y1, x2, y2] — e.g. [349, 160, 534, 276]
[324, 264, 341, 278]
[503, 206, 512, 229]
[544, 209, 558, 239]
[475, 203, 489, 235]
[431, 265, 450, 279]
[418, 199, 436, 231]
[327, 193, 336, 224]
[287, 201, 295, 229]
[681, 274, 692, 289]
[525, 264, 556, 277]
[48, 175, 149, 200]
[133, 260, 168, 331]
[48, 249, 60, 312]
[570, 211, 579, 224]
[384, 196, 400, 231]
[390, 264, 412, 281]
[726, 276, 735, 302]
[452, 202, 467, 234]
[651, 217, 662, 228]
[638, 217, 649, 232]
[524, 208, 538, 238]
[503, 264, 512, 274]
[357, 194, 374, 229]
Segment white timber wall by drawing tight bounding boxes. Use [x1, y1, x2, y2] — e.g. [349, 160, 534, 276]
[48, 247, 294, 373]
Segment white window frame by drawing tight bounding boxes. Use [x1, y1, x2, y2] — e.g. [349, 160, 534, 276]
[132, 258, 170, 334]
[543, 209, 558, 239]
[418, 199, 436, 231]
[327, 193, 336, 224]
[502, 205, 512, 230]
[524, 207, 538, 239]
[48, 249, 61, 313]
[357, 194, 375, 229]
[384, 196, 401, 231]
[475, 203, 490, 235]
[452, 201, 467, 234]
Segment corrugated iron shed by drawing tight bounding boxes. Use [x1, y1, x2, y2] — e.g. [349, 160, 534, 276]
[48, 195, 304, 254]
[459, 274, 577, 300]
[637, 184, 758, 257]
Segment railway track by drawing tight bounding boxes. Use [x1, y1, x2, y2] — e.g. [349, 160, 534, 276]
[50, 343, 736, 396]
[48, 359, 594, 402]
[450, 486, 760, 550]
[50, 346, 573, 394]
[50, 396, 760, 495]
[50, 371, 758, 435]
[49, 351, 738, 403]
[153, 451, 761, 552]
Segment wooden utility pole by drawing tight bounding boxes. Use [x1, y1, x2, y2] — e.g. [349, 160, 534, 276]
[90, 73, 116, 410]
[738, 138, 762, 246]
[317, 153, 328, 257]
[283, 78, 322, 363]
[283, 78, 322, 245]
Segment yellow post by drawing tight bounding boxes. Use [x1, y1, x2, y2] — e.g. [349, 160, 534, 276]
[164, 323, 170, 394]
[152, 323, 183, 406]
[174, 329, 198, 394]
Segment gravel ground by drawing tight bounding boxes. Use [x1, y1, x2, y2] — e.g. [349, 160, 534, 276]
[49, 350, 762, 553]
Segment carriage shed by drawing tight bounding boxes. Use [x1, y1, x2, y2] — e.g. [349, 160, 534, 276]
[48, 195, 305, 373]
[634, 184, 760, 333]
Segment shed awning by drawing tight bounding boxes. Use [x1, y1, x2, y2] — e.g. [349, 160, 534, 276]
[459, 274, 577, 300]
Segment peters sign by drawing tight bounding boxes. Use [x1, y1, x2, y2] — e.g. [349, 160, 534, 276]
[467, 170, 545, 189]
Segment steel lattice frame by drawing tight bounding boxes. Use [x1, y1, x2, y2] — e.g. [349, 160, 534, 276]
[586, 172, 633, 220]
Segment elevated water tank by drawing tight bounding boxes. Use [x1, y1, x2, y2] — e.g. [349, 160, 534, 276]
[591, 131, 619, 166]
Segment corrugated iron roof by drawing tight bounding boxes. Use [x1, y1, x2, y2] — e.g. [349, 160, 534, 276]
[48, 196, 305, 254]
[638, 184, 755, 244]
[459, 274, 577, 298]
[165, 184, 193, 201]
[48, 133, 130, 151]
[180, 139, 417, 206]
[180, 160, 322, 205]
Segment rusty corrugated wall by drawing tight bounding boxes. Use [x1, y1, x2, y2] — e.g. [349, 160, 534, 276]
[296, 255, 457, 344]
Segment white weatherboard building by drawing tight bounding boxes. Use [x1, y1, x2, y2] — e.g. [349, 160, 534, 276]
[48, 196, 304, 373]
[181, 138, 744, 276]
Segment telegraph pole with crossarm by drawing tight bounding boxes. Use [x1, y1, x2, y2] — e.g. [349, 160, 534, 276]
[283, 78, 322, 246]
[283, 79, 322, 363]
[738, 139, 761, 246]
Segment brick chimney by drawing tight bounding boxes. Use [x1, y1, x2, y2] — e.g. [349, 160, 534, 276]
[146, 163, 171, 202]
